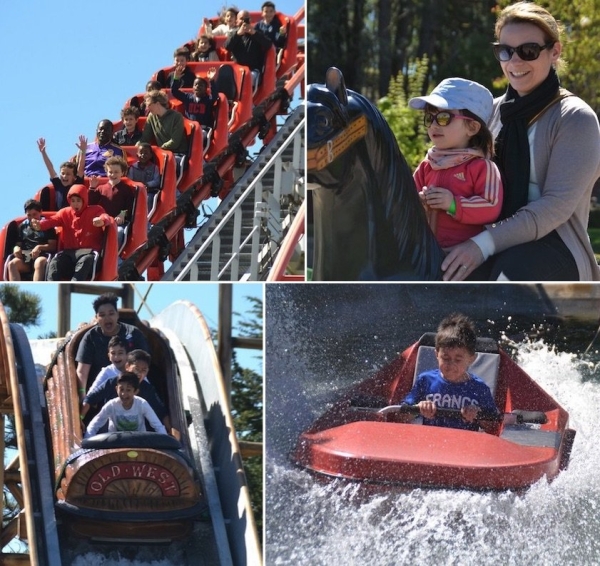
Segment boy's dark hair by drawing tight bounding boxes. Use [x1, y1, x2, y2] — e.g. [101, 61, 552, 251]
[92, 292, 119, 313]
[126, 349, 151, 366]
[173, 47, 191, 61]
[59, 161, 77, 173]
[262, 1, 276, 9]
[195, 77, 209, 89]
[24, 199, 42, 213]
[121, 106, 140, 119]
[146, 80, 162, 91]
[108, 335, 128, 351]
[117, 371, 139, 390]
[137, 142, 155, 160]
[435, 313, 477, 355]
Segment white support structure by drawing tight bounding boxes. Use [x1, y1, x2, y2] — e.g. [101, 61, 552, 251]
[165, 106, 305, 281]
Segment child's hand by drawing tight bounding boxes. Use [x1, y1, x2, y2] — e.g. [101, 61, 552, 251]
[422, 186, 455, 212]
[92, 217, 105, 227]
[89, 175, 100, 188]
[37, 137, 46, 153]
[207, 67, 217, 80]
[13, 245, 22, 258]
[279, 25, 287, 35]
[461, 405, 480, 423]
[418, 187, 430, 209]
[173, 61, 186, 78]
[417, 400, 437, 419]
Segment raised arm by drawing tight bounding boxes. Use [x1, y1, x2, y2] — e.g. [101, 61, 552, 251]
[37, 138, 57, 178]
[75, 135, 88, 178]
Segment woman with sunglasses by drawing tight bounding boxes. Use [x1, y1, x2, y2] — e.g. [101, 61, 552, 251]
[409, 78, 503, 249]
[442, 1, 600, 281]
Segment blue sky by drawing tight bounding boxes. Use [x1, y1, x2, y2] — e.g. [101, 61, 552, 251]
[15, 282, 264, 373]
[0, 0, 303, 224]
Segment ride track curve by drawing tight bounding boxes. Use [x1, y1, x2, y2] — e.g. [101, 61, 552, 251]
[0, 299, 260, 565]
[0, 7, 305, 283]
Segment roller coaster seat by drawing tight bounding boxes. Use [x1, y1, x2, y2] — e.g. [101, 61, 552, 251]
[92, 220, 119, 281]
[116, 180, 148, 260]
[176, 118, 204, 192]
[253, 44, 276, 106]
[35, 184, 58, 211]
[276, 14, 298, 78]
[120, 145, 177, 224]
[0, 217, 54, 281]
[203, 93, 229, 161]
[211, 62, 253, 132]
[43, 214, 118, 281]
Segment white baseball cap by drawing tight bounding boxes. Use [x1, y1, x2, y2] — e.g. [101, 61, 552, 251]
[409, 77, 493, 124]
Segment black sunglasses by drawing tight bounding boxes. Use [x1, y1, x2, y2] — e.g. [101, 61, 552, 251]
[423, 111, 474, 128]
[492, 41, 555, 62]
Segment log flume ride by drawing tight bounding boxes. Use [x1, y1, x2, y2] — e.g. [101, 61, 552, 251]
[0, 299, 260, 565]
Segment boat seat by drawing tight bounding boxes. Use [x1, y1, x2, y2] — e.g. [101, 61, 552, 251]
[82, 431, 181, 450]
[413, 345, 500, 396]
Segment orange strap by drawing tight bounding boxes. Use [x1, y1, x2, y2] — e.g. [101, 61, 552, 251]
[307, 114, 368, 171]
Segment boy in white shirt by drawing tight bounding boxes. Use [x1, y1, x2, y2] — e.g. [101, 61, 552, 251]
[86, 335, 128, 396]
[85, 372, 167, 438]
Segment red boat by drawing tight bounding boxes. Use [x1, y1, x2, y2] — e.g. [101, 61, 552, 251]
[292, 333, 576, 491]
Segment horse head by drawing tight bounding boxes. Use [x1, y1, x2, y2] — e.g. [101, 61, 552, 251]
[307, 67, 444, 281]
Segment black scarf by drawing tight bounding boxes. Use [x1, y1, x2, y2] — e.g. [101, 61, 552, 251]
[494, 68, 560, 219]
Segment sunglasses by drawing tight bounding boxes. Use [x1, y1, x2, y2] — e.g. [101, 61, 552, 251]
[492, 41, 555, 62]
[424, 111, 474, 128]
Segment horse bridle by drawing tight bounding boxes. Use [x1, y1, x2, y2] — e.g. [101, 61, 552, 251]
[307, 114, 368, 171]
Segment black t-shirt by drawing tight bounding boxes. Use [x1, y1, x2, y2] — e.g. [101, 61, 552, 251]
[75, 322, 149, 387]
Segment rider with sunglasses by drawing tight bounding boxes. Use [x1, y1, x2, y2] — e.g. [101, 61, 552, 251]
[442, 1, 600, 282]
[409, 78, 503, 249]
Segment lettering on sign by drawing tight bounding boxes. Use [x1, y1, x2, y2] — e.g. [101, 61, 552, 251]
[86, 462, 180, 496]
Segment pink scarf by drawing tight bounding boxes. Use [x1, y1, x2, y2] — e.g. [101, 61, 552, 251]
[426, 147, 485, 170]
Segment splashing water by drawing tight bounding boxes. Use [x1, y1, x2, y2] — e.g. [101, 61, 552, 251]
[266, 339, 600, 565]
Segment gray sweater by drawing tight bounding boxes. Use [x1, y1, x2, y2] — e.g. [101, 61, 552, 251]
[485, 92, 600, 281]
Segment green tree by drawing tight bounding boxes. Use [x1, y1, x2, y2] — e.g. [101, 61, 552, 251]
[0, 285, 43, 327]
[378, 56, 431, 170]
[231, 296, 263, 540]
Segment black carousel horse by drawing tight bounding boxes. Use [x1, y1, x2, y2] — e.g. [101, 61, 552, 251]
[307, 67, 444, 280]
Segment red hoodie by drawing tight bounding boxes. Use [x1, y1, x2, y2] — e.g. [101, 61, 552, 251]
[38, 184, 113, 251]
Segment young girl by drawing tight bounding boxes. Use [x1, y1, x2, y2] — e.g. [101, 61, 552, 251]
[128, 142, 160, 212]
[409, 78, 503, 249]
[192, 35, 220, 62]
[203, 7, 238, 36]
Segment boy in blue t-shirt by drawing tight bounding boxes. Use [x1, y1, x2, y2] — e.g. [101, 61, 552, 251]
[403, 313, 498, 431]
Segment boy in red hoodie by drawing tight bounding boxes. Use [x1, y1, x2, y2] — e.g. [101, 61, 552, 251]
[30, 184, 114, 281]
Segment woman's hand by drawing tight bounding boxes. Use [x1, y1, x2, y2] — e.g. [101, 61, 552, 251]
[441, 239, 484, 281]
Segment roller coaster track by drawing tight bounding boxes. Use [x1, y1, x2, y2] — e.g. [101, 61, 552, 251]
[118, 8, 305, 282]
[0, 300, 260, 565]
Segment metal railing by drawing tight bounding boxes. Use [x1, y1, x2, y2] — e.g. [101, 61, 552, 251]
[168, 107, 305, 281]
